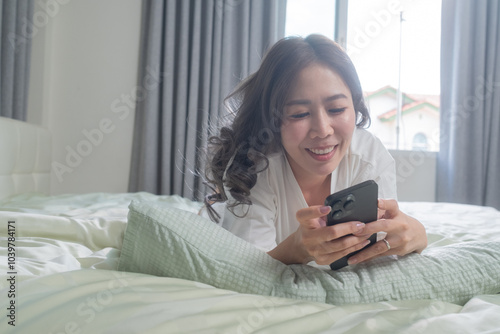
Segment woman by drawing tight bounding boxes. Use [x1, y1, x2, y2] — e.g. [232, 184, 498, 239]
[203, 34, 427, 266]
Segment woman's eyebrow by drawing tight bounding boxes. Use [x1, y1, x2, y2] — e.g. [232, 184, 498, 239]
[285, 99, 310, 106]
[285, 94, 348, 106]
[325, 94, 348, 102]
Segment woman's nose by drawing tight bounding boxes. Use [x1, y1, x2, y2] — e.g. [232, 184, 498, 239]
[310, 110, 334, 138]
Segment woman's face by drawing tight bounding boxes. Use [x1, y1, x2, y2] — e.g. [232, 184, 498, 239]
[280, 63, 356, 184]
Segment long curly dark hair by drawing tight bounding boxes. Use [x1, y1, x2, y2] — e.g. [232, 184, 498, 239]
[204, 34, 370, 221]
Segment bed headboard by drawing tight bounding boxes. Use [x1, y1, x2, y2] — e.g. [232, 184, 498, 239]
[0, 117, 51, 200]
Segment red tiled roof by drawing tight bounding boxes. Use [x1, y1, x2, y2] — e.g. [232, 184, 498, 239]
[377, 100, 439, 121]
[365, 85, 440, 107]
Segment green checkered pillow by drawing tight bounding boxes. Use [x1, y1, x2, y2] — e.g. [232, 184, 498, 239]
[117, 201, 500, 305]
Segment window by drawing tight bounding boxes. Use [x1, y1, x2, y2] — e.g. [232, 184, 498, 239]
[285, 0, 441, 152]
[412, 132, 428, 150]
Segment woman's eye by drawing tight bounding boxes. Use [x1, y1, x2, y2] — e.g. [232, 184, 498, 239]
[328, 107, 346, 114]
[289, 112, 309, 119]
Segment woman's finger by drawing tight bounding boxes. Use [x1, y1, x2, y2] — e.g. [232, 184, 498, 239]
[314, 237, 372, 265]
[322, 221, 367, 242]
[347, 236, 393, 265]
[296, 205, 331, 229]
[377, 198, 399, 218]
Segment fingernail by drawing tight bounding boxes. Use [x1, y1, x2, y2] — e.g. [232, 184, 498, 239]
[356, 222, 365, 230]
[320, 206, 331, 214]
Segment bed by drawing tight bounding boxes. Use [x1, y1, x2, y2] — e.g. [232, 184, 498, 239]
[1, 116, 499, 333]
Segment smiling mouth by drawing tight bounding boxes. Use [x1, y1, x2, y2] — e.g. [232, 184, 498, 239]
[307, 146, 335, 155]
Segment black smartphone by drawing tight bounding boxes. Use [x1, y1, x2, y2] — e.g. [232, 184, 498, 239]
[324, 180, 378, 270]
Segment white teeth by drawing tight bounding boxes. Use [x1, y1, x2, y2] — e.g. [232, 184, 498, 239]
[309, 146, 334, 155]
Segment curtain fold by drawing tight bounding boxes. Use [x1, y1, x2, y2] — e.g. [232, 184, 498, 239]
[437, 0, 500, 209]
[0, 0, 34, 121]
[129, 0, 287, 200]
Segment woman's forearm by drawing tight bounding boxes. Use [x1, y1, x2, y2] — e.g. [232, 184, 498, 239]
[267, 232, 311, 265]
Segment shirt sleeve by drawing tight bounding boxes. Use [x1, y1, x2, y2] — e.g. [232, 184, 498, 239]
[218, 168, 279, 252]
[349, 129, 398, 200]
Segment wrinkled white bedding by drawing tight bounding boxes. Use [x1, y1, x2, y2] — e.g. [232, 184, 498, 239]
[1, 192, 499, 333]
[0, 193, 200, 285]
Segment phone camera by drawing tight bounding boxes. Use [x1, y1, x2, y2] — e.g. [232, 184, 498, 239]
[344, 194, 356, 210]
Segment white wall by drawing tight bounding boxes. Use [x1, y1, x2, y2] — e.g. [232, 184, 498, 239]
[390, 149, 437, 202]
[27, 0, 142, 195]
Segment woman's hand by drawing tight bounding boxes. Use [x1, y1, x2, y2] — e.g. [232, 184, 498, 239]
[268, 205, 374, 265]
[346, 198, 428, 265]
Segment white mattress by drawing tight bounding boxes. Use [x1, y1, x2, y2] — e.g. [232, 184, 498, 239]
[1, 192, 499, 333]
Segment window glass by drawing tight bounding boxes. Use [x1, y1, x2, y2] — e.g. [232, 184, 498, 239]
[285, 0, 335, 39]
[412, 132, 429, 150]
[285, 0, 441, 152]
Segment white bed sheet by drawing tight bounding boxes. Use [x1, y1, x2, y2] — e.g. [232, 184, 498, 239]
[1, 192, 500, 333]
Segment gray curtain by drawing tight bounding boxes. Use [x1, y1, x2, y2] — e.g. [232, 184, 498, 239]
[0, 0, 34, 121]
[129, 0, 287, 200]
[437, 0, 500, 209]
